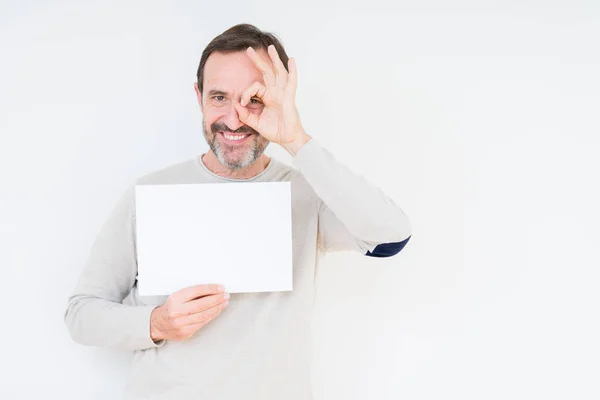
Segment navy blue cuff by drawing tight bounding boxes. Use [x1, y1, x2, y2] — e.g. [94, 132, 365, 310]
[365, 236, 411, 258]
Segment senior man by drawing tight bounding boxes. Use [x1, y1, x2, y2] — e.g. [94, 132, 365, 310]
[65, 23, 412, 399]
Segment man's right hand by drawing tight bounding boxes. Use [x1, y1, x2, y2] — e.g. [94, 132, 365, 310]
[150, 284, 230, 342]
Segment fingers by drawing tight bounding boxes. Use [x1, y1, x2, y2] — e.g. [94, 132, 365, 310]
[181, 298, 229, 326]
[237, 81, 266, 131]
[247, 46, 297, 97]
[287, 58, 297, 96]
[170, 303, 228, 341]
[180, 292, 230, 316]
[247, 47, 275, 87]
[235, 103, 259, 131]
[267, 45, 288, 87]
[172, 283, 224, 303]
[235, 82, 264, 131]
[157, 284, 231, 341]
[240, 81, 267, 107]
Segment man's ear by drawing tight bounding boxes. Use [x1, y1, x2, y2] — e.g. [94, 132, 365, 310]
[194, 82, 203, 112]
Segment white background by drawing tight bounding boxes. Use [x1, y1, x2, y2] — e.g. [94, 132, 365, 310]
[1, 1, 599, 399]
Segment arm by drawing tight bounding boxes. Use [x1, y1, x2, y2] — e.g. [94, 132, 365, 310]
[233, 46, 411, 255]
[64, 186, 164, 350]
[291, 137, 412, 256]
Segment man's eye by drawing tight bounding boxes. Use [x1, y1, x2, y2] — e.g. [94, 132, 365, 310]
[214, 96, 225, 101]
[250, 98, 262, 104]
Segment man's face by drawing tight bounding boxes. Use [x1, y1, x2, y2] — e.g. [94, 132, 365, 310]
[196, 49, 271, 170]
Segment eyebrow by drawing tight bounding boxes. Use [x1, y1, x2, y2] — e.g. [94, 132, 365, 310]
[207, 89, 228, 96]
[206, 89, 260, 99]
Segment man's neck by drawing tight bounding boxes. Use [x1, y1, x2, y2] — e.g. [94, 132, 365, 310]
[201, 151, 271, 179]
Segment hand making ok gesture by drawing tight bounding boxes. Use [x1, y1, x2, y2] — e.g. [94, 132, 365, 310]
[234, 45, 311, 156]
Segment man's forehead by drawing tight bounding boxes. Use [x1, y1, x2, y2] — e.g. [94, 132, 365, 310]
[203, 49, 269, 92]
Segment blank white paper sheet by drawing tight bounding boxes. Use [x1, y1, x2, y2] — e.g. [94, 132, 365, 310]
[134, 182, 293, 296]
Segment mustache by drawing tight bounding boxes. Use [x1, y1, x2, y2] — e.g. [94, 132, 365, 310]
[211, 122, 258, 135]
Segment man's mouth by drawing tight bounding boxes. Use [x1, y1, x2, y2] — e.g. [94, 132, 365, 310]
[219, 131, 254, 144]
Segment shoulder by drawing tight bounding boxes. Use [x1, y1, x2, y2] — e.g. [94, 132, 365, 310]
[268, 158, 318, 206]
[269, 158, 311, 186]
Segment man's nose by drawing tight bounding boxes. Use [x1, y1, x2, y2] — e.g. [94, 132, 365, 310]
[222, 101, 244, 132]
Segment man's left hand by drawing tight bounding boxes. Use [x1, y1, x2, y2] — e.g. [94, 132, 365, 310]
[234, 45, 311, 156]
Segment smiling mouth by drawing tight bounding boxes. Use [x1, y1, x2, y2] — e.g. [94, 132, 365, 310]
[219, 131, 254, 143]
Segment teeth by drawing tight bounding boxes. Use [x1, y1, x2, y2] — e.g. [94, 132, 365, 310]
[224, 133, 246, 140]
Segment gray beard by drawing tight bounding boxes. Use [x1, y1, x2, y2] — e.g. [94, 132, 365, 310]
[203, 123, 269, 171]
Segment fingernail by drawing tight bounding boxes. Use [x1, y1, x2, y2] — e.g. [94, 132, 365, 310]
[224, 293, 230, 300]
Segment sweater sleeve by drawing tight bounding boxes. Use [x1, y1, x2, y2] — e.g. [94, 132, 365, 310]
[64, 185, 165, 350]
[292, 138, 412, 256]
